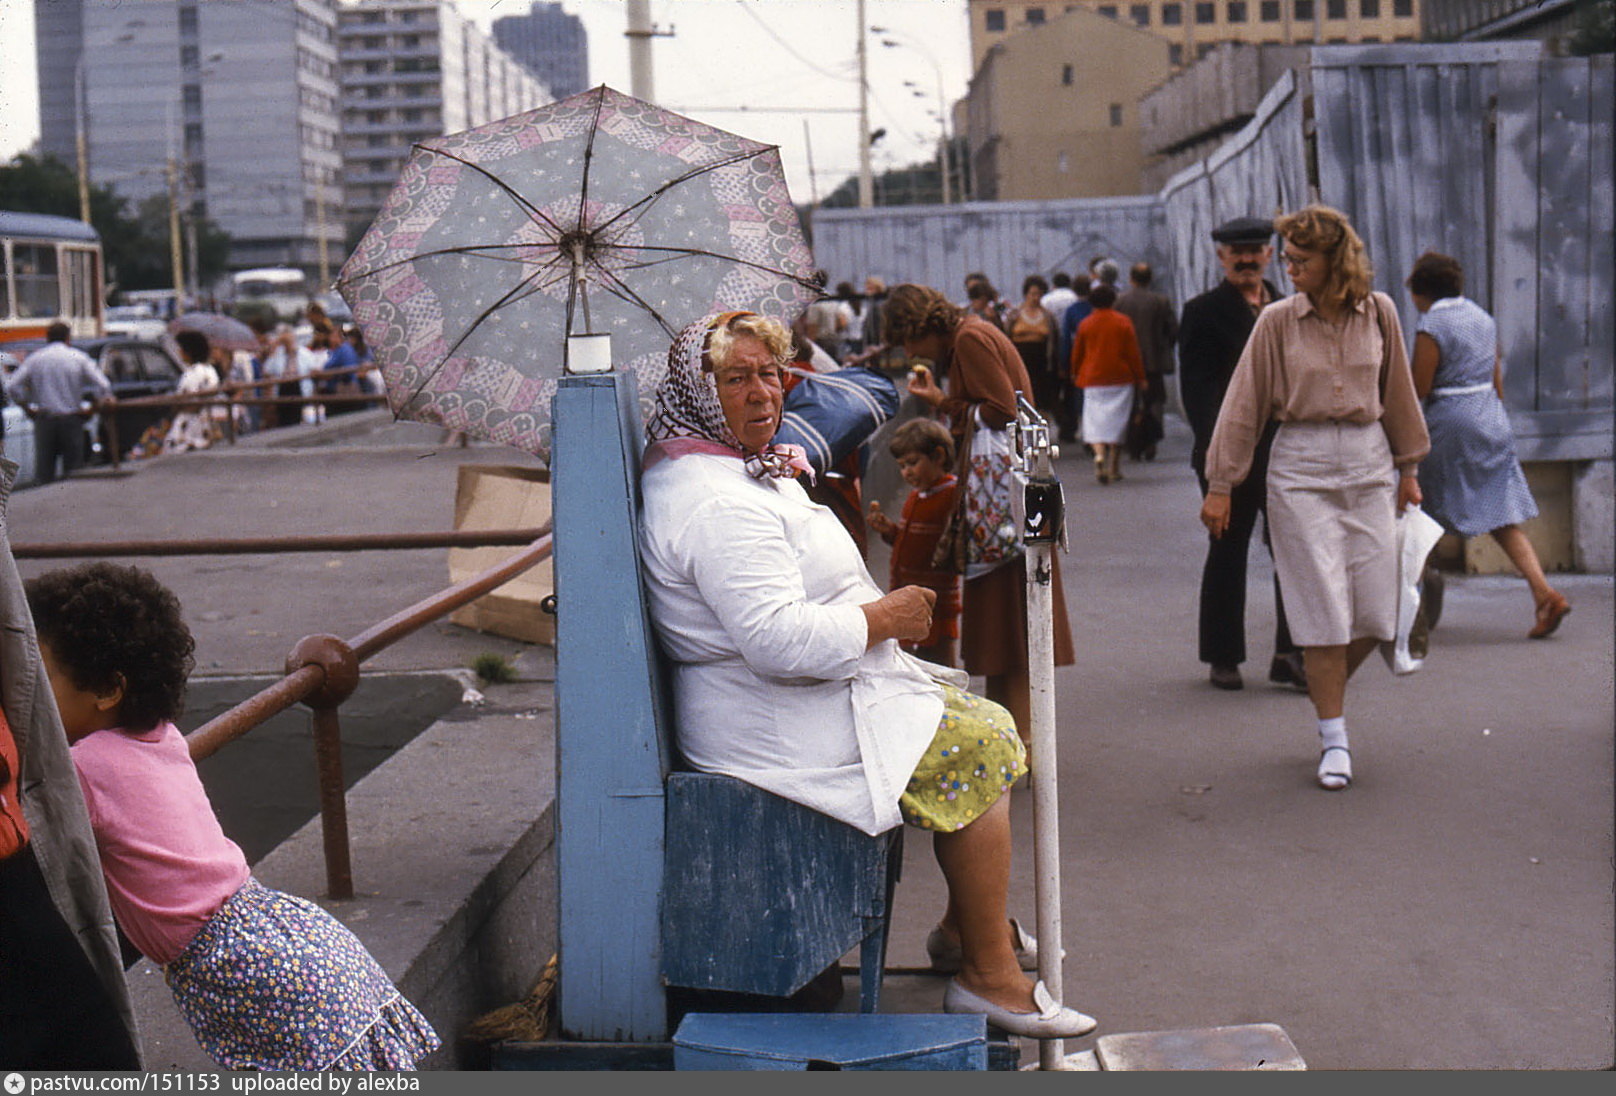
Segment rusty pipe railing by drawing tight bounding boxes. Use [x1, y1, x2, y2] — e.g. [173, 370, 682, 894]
[183, 526, 554, 899]
[13, 528, 549, 559]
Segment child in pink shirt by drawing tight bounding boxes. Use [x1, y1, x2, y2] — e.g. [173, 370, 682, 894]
[27, 562, 440, 1071]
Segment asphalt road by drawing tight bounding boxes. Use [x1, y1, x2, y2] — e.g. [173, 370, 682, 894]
[7, 408, 1610, 1070]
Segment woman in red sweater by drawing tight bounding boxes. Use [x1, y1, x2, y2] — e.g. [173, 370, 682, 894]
[1070, 284, 1147, 484]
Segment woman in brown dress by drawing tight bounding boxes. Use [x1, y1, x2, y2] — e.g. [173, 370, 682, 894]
[884, 283, 1075, 743]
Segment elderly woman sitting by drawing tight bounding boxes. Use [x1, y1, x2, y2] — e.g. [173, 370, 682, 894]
[637, 310, 1096, 1038]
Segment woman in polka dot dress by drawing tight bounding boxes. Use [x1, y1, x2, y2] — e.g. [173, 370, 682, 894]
[639, 312, 1096, 1040]
[26, 563, 440, 1071]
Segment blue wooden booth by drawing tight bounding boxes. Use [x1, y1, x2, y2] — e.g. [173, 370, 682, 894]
[503, 370, 1007, 1069]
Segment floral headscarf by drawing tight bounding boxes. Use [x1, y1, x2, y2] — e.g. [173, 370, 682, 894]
[644, 311, 812, 481]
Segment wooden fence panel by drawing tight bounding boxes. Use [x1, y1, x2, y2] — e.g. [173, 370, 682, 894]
[1536, 57, 1595, 413]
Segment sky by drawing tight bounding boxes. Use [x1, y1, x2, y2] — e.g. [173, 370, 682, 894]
[0, 0, 972, 208]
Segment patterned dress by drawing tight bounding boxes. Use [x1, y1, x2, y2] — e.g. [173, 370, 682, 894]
[1415, 297, 1538, 537]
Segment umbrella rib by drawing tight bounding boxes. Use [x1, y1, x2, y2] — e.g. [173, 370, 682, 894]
[416, 144, 569, 238]
[590, 147, 778, 238]
[590, 266, 681, 342]
[600, 243, 820, 290]
[336, 243, 568, 287]
[401, 269, 547, 407]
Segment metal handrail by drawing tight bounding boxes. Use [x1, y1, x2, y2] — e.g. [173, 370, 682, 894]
[180, 525, 555, 898]
[13, 528, 549, 559]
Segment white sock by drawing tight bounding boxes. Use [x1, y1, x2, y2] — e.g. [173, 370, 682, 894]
[1317, 716, 1348, 753]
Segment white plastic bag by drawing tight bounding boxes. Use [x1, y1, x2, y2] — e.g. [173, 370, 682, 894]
[1381, 506, 1445, 675]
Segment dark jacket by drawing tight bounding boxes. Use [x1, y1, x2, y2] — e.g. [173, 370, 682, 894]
[2, 458, 141, 1061]
[1178, 278, 1279, 477]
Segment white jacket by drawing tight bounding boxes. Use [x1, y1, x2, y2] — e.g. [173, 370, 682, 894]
[639, 452, 944, 835]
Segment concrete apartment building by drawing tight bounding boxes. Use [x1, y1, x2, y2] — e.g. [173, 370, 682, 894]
[966, 6, 1172, 200]
[35, 0, 345, 277]
[339, 0, 555, 243]
[492, 1, 590, 100]
[962, 0, 1422, 197]
[968, 0, 1421, 69]
[1422, 0, 1580, 43]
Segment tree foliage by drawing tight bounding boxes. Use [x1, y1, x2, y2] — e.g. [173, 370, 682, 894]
[0, 152, 232, 296]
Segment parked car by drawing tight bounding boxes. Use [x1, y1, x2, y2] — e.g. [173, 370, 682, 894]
[103, 303, 171, 341]
[3, 336, 186, 476]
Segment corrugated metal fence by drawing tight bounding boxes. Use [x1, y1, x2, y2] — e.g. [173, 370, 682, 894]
[1309, 43, 1613, 459]
[810, 42, 1612, 461]
[807, 196, 1168, 301]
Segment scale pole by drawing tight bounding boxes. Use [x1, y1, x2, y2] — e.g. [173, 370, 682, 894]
[1015, 396, 1070, 1071]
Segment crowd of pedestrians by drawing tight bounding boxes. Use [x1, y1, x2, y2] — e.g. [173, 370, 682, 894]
[818, 201, 1569, 797]
[2, 303, 381, 477]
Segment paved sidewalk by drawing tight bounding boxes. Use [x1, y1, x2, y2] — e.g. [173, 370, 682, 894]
[10, 410, 1610, 1069]
[873, 417, 1613, 1070]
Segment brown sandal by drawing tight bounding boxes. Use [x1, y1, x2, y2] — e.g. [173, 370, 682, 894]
[1529, 592, 1570, 639]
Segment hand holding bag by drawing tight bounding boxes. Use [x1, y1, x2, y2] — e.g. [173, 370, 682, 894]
[1381, 506, 1445, 675]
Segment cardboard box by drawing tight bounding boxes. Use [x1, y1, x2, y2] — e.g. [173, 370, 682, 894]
[448, 464, 555, 645]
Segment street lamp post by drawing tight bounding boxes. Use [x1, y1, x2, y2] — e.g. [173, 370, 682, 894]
[873, 28, 951, 205]
[74, 57, 91, 224]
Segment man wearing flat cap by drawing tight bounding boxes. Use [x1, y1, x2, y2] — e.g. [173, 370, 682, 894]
[1178, 216, 1305, 692]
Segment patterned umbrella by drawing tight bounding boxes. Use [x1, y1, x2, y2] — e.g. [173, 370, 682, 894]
[336, 86, 819, 461]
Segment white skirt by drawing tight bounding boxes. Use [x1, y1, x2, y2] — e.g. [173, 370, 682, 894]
[1080, 384, 1134, 444]
[1266, 421, 1398, 647]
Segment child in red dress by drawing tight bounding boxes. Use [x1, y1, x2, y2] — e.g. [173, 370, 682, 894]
[867, 418, 962, 667]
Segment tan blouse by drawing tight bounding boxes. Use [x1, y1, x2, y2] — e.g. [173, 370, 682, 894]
[1204, 291, 1430, 495]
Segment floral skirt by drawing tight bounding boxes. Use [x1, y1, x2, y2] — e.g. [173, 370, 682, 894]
[165, 877, 440, 1071]
[899, 684, 1027, 832]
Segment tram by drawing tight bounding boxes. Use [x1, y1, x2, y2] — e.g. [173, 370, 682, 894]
[0, 209, 104, 347]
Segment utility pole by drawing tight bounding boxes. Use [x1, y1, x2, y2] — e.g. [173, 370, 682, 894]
[626, 0, 655, 102]
[857, 0, 872, 208]
[166, 99, 185, 307]
[167, 155, 185, 308]
[74, 58, 91, 224]
[317, 169, 330, 289]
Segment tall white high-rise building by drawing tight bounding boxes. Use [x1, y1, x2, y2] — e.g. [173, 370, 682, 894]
[35, 0, 345, 280]
[339, 0, 554, 241]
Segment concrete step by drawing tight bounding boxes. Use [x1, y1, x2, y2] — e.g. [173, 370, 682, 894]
[1093, 1023, 1305, 1070]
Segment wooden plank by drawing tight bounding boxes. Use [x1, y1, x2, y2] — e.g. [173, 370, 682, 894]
[1311, 64, 1358, 236]
[1491, 59, 1542, 412]
[1374, 63, 1419, 329]
[1586, 56, 1614, 409]
[551, 373, 672, 1043]
[1535, 57, 1593, 412]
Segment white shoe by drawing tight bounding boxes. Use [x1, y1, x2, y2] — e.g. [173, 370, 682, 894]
[1318, 745, 1352, 790]
[943, 979, 1098, 1039]
[925, 918, 1045, 973]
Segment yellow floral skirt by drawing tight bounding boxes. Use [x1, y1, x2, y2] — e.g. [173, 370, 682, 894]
[899, 684, 1027, 832]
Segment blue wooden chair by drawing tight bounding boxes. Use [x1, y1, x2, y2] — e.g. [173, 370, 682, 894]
[549, 373, 899, 1042]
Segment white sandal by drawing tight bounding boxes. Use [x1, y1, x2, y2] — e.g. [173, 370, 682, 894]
[1317, 745, 1352, 790]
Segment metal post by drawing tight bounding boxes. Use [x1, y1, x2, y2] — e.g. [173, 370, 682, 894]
[311, 705, 354, 900]
[857, 0, 873, 208]
[1014, 396, 1070, 1070]
[285, 635, 361, 901]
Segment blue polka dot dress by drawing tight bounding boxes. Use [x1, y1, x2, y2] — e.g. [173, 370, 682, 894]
[165, 878, 440, 1071]
[1415, 297, 1538, 537]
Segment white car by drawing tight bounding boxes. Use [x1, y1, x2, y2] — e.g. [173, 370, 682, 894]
[2, 402, 38, 487]
[104, 304, 170, 342]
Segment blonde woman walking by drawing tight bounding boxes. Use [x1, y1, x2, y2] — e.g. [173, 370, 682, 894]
[1200, 206, 1430, 791]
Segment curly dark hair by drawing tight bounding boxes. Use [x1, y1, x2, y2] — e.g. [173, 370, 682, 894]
[1406, 251, 1464, 300]
[25, 563, 195, 732]
[882, 283, 964, 344]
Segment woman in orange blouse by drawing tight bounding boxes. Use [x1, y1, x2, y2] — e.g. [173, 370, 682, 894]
[1200, 206, 1429, 792]
[1070, 284, 1147, 484]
